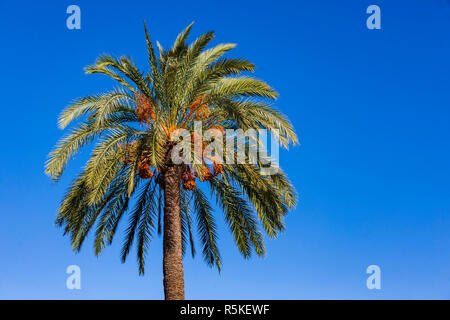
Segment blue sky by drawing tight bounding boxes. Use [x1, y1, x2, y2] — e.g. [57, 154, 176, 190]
[0, 0, 449, 299]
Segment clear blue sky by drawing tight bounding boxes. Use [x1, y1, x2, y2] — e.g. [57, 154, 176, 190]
[0, 0, 449, 299]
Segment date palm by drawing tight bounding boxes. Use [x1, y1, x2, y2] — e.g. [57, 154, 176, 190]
[45, 22, 298, 300]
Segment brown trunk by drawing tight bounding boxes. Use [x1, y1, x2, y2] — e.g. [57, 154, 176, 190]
[162, 165, 185, 300]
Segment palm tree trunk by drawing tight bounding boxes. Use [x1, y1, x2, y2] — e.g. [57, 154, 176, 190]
[162, 165, 185, 300]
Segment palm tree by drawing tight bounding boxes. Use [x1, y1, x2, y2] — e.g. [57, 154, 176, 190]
[45, 22, 298, 300]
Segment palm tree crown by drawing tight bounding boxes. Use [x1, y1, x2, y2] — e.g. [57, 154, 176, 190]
[45, 21, 298, 298]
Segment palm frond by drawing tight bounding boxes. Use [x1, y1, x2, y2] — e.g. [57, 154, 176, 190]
[193, 188, 221, 270]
